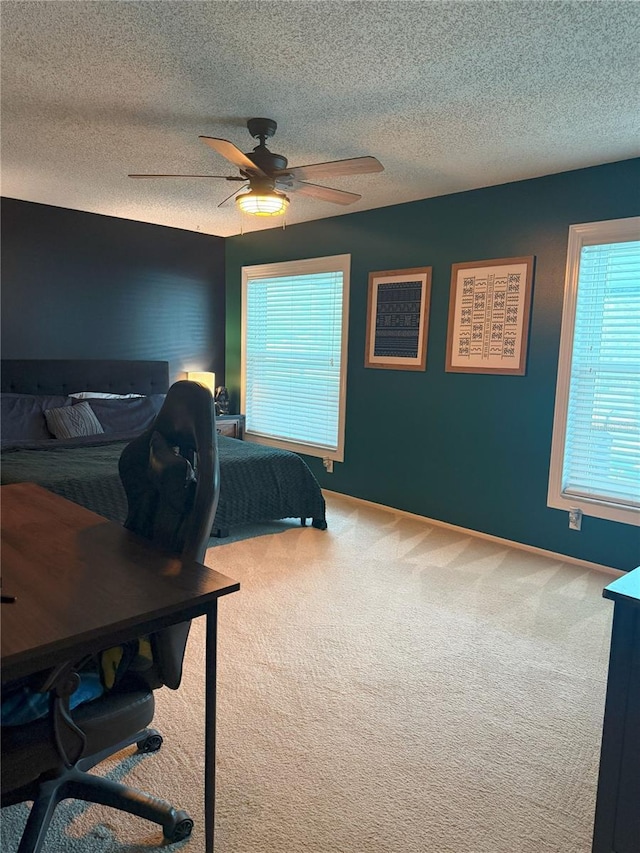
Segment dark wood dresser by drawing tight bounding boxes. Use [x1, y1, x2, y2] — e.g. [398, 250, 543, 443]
[592, 566, 640, 853]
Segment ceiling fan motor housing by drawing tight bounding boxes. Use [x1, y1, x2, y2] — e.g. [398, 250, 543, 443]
[247, 147, 288, 174]
[244, 117, 289, 175]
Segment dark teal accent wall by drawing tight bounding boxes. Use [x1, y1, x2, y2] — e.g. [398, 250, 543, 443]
[1, 198, 226, 382]
[225, 159, 640, 571]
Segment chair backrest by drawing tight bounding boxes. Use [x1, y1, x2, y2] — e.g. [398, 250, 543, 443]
[118, 380, 220, 687]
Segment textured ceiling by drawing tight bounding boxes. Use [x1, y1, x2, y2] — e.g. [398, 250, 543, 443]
[2, 1, 639, 238]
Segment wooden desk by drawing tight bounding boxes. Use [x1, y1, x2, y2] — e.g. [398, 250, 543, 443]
[1, 482, 240, 852]
[592, 567, 640, 853]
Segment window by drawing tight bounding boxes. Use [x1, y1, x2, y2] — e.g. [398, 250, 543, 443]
[241, 254, 350, 461]
[548, 217, 640, 526]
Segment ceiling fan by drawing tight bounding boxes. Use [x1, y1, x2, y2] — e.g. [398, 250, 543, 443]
[128, 117, 384, 216]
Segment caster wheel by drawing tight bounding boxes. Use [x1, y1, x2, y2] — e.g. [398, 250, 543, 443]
[163, 813, 194, 842]
[137, 732, 163, 753]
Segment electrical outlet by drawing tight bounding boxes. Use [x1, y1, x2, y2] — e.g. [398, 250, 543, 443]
[322, 458, 334, 473]
[568, 508, 582, 531]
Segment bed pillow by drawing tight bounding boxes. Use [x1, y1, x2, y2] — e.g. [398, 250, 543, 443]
[69, 391, 144, 400]
[79, 396, 164, 435]
[1, 394, 73, 440]
[44, 401, 105, 439]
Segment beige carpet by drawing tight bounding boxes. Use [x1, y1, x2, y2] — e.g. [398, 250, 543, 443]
[1, 493, 615, 853]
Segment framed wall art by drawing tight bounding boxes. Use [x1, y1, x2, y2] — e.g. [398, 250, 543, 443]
[446, 256, 534, 375]
[365, 267, 432, 371]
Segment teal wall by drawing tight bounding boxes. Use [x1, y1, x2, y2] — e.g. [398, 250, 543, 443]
[225, 159, 640, 571]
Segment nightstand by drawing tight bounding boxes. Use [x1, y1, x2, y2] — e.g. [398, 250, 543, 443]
[215, 414, 245, 440]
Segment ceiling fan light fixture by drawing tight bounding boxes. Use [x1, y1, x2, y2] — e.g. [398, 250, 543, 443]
[236, 189, 289, 216]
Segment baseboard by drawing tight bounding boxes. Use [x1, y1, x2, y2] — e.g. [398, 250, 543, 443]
[321, 489, 624, 578]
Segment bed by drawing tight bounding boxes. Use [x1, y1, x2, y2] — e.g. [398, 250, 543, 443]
[0, 359, 327, 537]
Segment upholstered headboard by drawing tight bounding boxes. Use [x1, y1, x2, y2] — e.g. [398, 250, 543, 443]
[1, 360, 170, 396]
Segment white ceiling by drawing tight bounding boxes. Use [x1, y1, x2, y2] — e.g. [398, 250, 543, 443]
[2, 1, 639, 238]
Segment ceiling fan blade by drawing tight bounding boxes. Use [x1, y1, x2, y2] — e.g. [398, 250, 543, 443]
[286, 180, 361, 205]
[128, 173, 244, 180]
[218, 184, 248, 208]
[279, 156, 383, 182]
[199, 137, 267, 177]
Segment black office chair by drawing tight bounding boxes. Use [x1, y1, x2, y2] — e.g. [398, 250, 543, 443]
[1, 380, 219, 852]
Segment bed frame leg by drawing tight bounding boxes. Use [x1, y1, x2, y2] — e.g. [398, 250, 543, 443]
[212, 528, 229, 539]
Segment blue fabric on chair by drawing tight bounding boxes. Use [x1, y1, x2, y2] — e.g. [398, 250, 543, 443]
[1, 673, 104, 726]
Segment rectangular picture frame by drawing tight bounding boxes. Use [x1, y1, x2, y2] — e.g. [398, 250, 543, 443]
[445, 256, 534, 375]
[365, 267, 432, 371]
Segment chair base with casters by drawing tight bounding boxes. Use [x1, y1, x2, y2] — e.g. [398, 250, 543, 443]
[1, 676, 193, 853]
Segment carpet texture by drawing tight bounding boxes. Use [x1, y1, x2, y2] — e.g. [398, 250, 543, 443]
[1, 493, 614, 853]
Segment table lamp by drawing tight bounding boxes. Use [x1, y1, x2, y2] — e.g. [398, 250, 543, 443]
[187, 372, 216, 396]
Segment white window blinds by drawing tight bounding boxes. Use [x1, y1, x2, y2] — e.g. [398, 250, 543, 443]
[549, 217, 640, 525]
[242, 255, 349, 460]
[562, 238, 640, 507]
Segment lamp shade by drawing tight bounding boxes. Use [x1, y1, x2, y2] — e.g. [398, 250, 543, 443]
[187, 371, 216, 395]
[236, 189, 289, 216]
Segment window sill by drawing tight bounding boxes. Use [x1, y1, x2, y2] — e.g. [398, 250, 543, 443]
[244, 432, 343, 462]
[547, 492, 640, 527]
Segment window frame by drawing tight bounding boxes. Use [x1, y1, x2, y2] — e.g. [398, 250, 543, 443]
[241, 254, 350, 462]
[547, 216, 640, 526]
